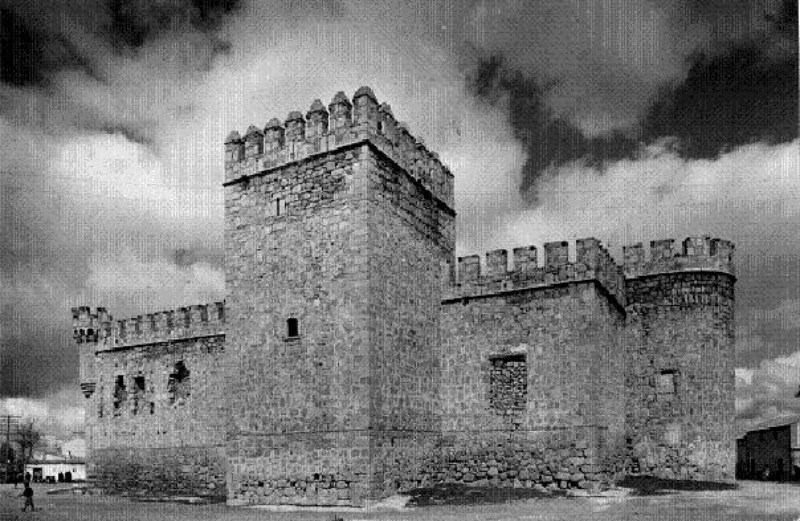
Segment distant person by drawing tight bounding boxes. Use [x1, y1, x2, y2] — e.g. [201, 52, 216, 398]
[19, 482, 34, 512]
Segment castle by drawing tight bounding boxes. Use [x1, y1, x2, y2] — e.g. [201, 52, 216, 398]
[73, 87, 736, 506]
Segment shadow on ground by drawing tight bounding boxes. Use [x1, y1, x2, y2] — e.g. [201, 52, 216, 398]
[617, 476, 738, 496]
[405, 483, 559, 507]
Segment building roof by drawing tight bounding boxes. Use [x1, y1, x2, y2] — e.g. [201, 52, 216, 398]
[26, 460, 85, 466]
[741, 414, 800, 436]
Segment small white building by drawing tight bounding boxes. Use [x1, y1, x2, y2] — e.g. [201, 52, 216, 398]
[25, 454, 86, 483]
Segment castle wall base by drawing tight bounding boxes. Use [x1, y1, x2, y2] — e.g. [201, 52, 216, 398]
[91, 446, 227, 499]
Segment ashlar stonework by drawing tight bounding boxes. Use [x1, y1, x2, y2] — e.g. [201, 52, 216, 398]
[74, 87, 736, 506]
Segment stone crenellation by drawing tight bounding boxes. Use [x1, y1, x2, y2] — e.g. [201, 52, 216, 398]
[223, 87, 454, 209]
[73, 302, 226, 349]
[446, 238, 625, 307]
[623, 236, 735, 279]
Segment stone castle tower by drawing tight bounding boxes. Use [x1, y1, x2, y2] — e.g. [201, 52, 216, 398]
[74, 87, 735, 505]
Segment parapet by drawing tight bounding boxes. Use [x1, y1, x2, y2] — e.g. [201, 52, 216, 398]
[223, 87, 455, 209]
[445, 238, 625, 307]
[622, 237, 734, 279]
[72, 302, 226, 350]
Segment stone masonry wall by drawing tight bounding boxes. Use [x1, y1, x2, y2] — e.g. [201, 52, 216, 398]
[363, 142, 454, 497]
[87, 331, 228, 497]
[623, 237, 735, 481]
[224, 143, 374, 506]
[436, 277, 627, 490]
[76, 84, 739, 503]
[224, 87, 457, 505]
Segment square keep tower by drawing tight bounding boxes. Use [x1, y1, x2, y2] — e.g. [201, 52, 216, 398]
[222, 87, 455, 505]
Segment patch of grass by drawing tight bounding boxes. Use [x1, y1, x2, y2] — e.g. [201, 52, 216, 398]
[617, 476, 737, 496]
[405, 483, 559, 507]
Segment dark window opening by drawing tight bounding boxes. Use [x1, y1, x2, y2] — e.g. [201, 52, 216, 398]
[132, 376, 145, 415]
[168, 361, 191, 405]
[286, 318, 299, 338]
[113, 376, 127, 416]
[488, 353, 527, 428]
[657, 370, 677, 396]
[273, 198, 286, 217]
[87, 328, 93, 338]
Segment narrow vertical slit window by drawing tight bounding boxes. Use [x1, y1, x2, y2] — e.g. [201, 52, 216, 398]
[286, 318, 299, 338]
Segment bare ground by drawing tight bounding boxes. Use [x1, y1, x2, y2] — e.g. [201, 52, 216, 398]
[0, 481, 798, 521]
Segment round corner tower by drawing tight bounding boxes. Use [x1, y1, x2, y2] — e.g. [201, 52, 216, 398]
[622, 236, 735, 481]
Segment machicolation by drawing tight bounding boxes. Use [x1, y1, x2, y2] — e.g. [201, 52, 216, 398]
[75, 87, 736, 506]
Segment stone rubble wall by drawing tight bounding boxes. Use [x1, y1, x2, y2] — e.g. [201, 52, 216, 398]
[84, 333, 228, 496]
[624, 268, 736, 482]
[223, 144, 376, 505]
[92, 446, 226, 498]
[437, 279, 627, 490]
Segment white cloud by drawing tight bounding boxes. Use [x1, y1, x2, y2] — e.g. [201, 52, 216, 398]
[0, 388, 85, 438]
[736, 347, 800, 432]
[86, 249, 225, 314]
[469, 138, 800, 256]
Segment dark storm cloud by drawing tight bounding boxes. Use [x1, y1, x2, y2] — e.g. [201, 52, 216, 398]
[464, 0, 797, 200]
[0, 0, 241, 398]
[0, 8, 101, 87]
[468, 56, 640, 199]
[642, 44, 798, 159]
[109, 0, 241, 50]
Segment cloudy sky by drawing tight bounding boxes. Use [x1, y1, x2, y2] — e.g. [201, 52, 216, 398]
[0, 0, 797, 436]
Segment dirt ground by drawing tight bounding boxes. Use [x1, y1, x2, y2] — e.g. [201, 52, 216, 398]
[0, 480, 798, 521]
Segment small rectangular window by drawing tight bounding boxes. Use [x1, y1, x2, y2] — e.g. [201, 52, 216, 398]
[488, 353, 527, 427]
[168, 361, 191, 405]
[113, 376, 127, 415]
[132, 376, 145, 415]
[286, 318, 299, 338]
[657, 370, 676, 395]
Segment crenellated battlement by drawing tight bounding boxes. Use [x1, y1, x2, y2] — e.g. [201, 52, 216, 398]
[444, 238, 625, 307]
[622, 236, 734, 279]
[223, 87, 455, 209]
[73, 302, 226, 350]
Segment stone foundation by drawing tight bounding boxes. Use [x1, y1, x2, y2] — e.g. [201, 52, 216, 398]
[92, 446, 226, 498]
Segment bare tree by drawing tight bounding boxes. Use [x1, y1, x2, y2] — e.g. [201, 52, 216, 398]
[17, 420, 42, 469]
